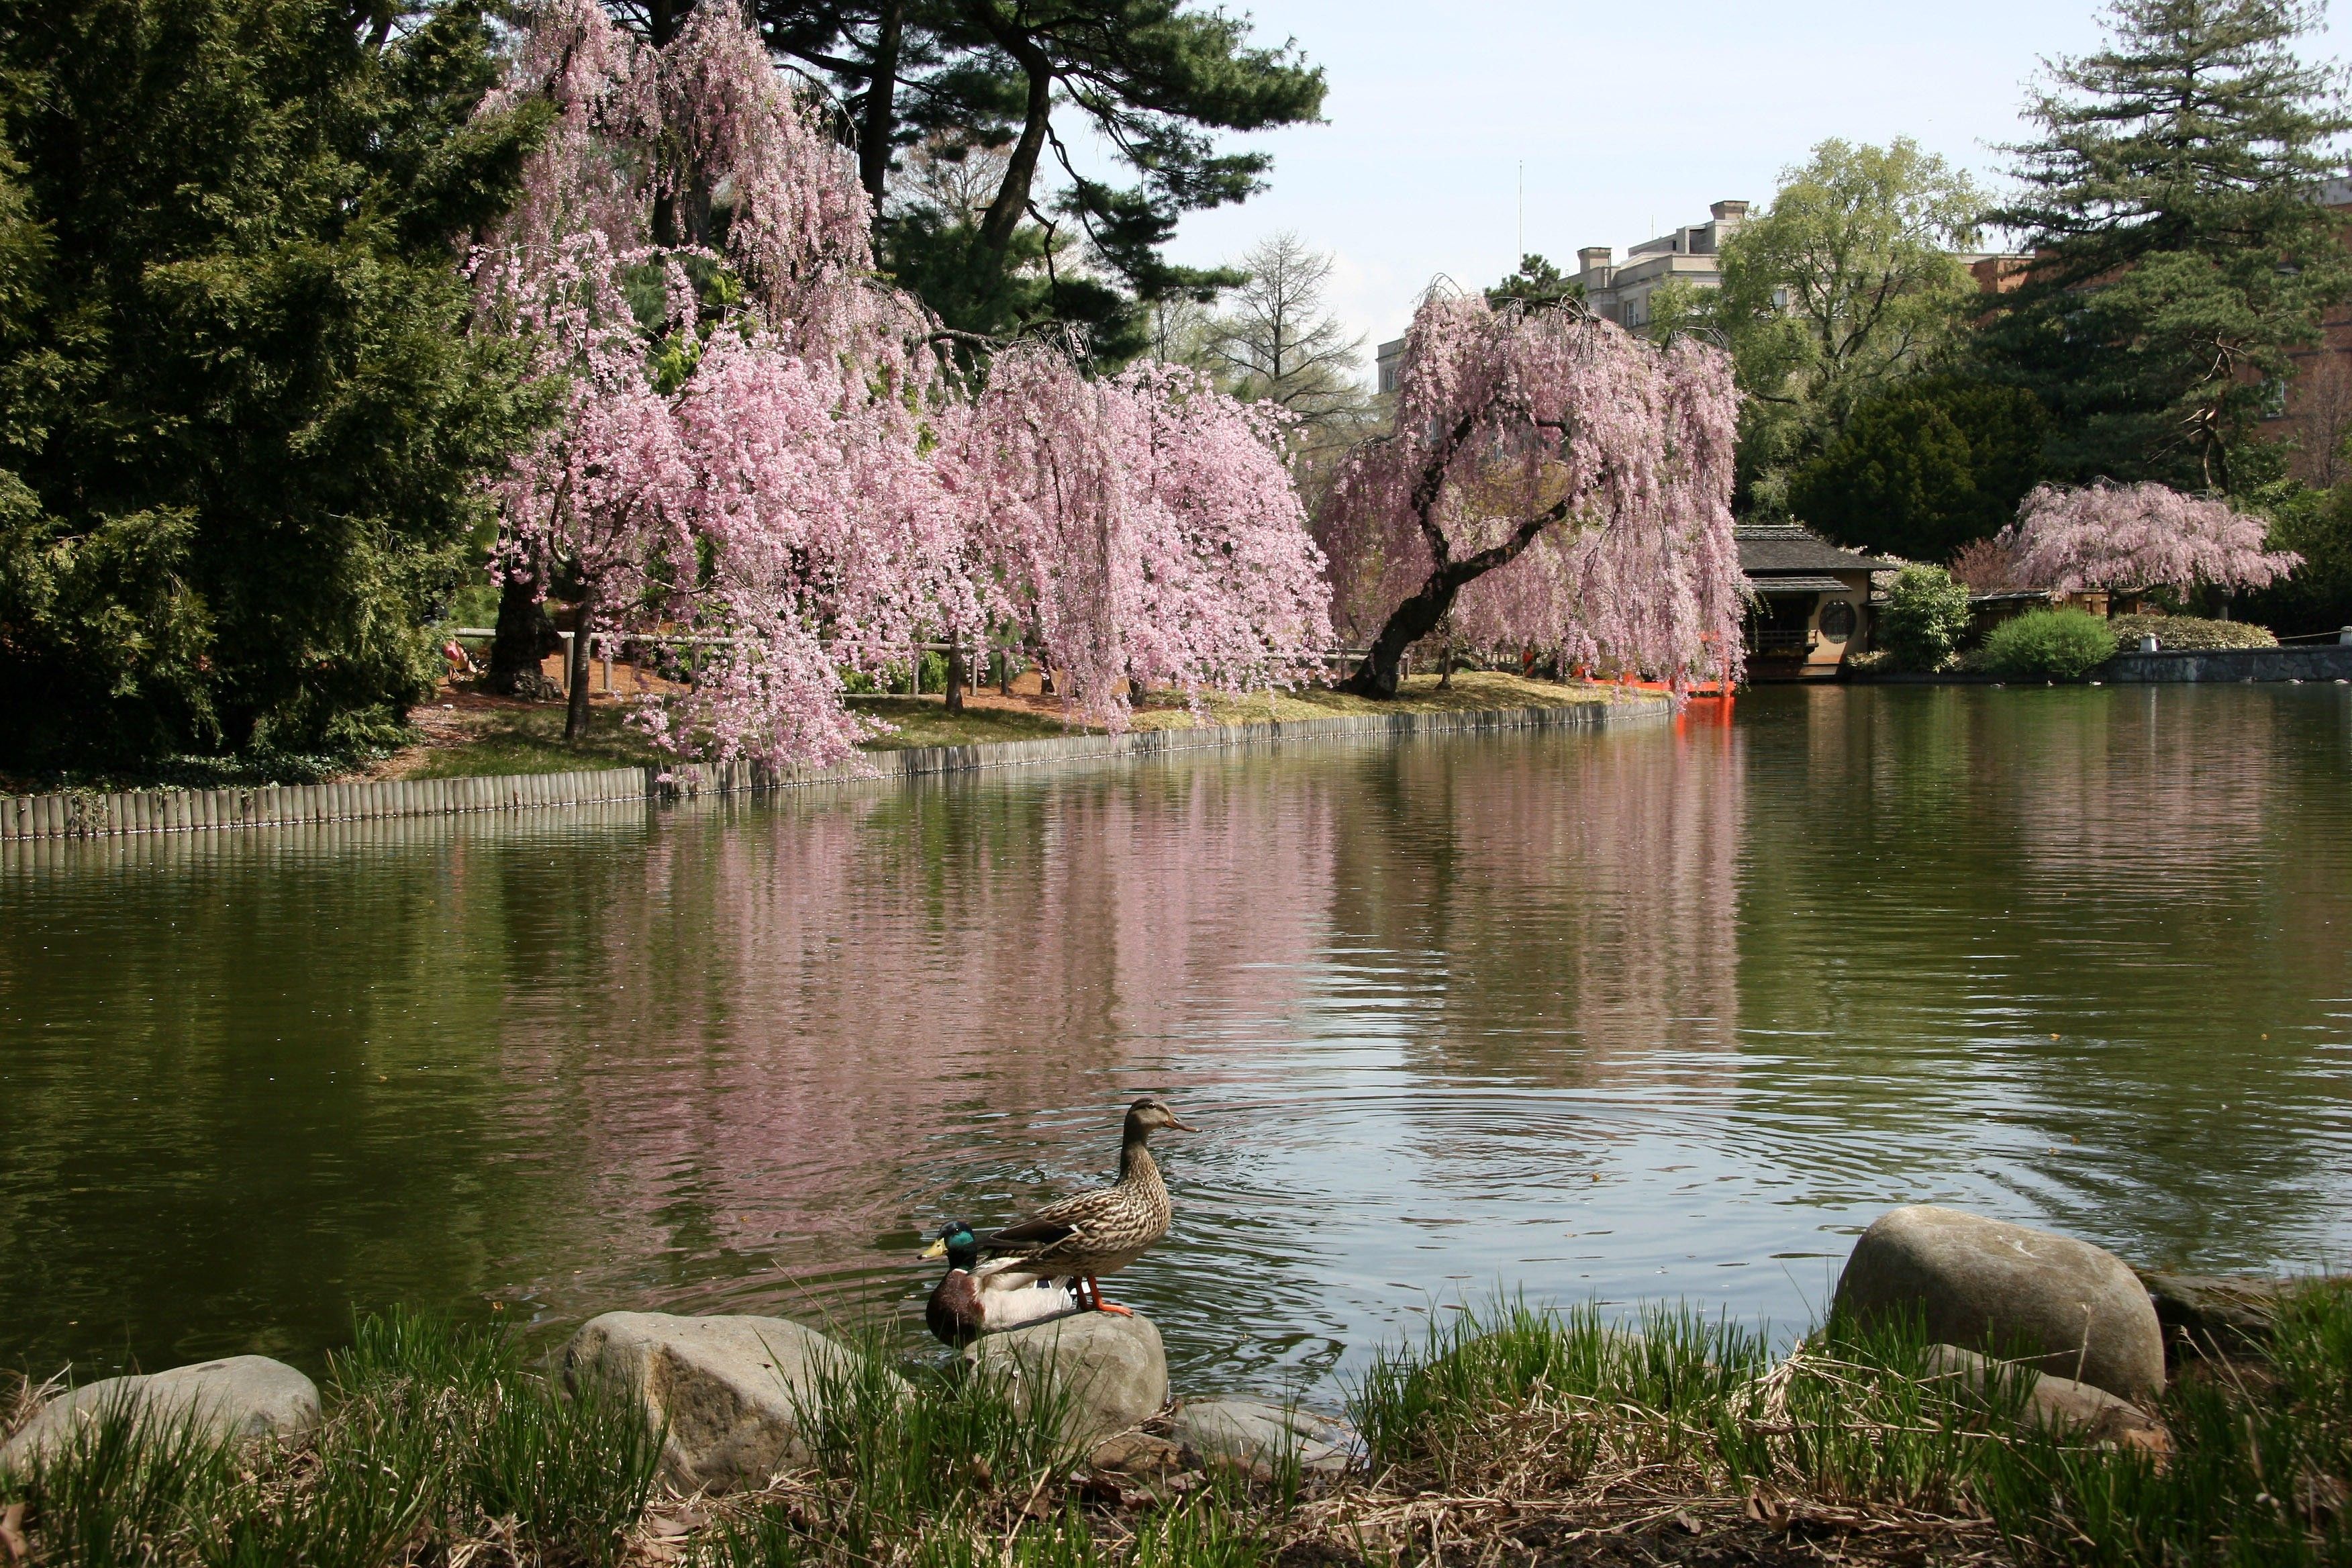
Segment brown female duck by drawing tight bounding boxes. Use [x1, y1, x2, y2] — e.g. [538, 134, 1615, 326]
[979, 1097, 1194, 1314]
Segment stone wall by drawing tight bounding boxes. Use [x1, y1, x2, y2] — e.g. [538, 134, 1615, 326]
[0, 696, 1670, 842]
[2099, 644, 2352, 683]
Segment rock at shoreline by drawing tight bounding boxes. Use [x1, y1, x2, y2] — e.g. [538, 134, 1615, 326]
[1924, 1344, 2166, 1452]
[973, 1310, 1167, 1444]
[2139, 1271, 2310, 1362]
[1832, 1205, 2164, 1402]
[0, 1356, 320, 1471]
[564, 1311, 889, 1492]
[1173, 1397, 1354, 1477]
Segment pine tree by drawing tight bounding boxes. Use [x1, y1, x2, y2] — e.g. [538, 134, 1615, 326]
[603, 0, 1326, 362]
[1980, 0, 2352, 490]
[0, 1, 549, 773]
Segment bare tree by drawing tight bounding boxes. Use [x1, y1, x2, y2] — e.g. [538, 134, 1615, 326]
[2286, 346, 2352, 487]
[1144, 291, 1222, 371]
[1207, 232, 1367, 438]
[892, 134, 1014, 224]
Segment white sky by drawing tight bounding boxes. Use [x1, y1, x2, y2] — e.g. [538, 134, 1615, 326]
[1148, 0, 2345, 366]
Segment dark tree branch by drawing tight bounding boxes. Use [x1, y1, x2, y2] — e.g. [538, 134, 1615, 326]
[1344, 403, 1583, 698]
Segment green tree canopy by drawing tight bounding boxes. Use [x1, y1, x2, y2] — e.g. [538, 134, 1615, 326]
[1486, 254, 1579, 310]
[1790, 379, 2051, 562]
[1666, 138, 1984, 516]
[1977, 0, 2352, 490]
[0, 1, 548, 774]
[605, 0, 1326, 359]
[2237, 478, 2352, 634]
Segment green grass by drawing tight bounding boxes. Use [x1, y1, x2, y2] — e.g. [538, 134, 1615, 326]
[848, 698, 1097, 751]
[382, 672, 1628, 779]
[397, 707, 669, 779]
[2, 1309, 659, 1568]
[30, 1276, 2345, 1565]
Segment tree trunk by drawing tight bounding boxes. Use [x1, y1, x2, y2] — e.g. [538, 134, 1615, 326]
[997, 636, 1012, 695]
[1343, 438, 1572, 698]
[565, 589, 597, 743]
[944, 638, 966, 714]
[489, 576, 560, 699]
[978, 31, 1053, 252]
[1344, 571, 1469, 698]
[859, 0, 903, 214]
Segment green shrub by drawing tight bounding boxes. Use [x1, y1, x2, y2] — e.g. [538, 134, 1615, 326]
[1875, 564, 1973, 670]
[2109, 613, 2279, 652]
[1980, 608, 2117, 680]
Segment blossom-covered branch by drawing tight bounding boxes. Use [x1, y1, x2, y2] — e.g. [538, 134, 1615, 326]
[2004, 481, 2302, 597]
[955, 346, 1334, 730]
[1316, 293, 1745, 697]
[476, 0, 1333, 767]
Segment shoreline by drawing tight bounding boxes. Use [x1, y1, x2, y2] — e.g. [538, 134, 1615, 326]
[0, 692, 1669, 844]
[5, 1273, 2343, 1568]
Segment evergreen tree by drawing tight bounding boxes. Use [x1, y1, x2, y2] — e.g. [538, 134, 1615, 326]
[1790, 380, 2051, 562]
[0, 1, 548, 773]
[1485, 254, 1579, 310]
[603, 0, 1326, 362]
[1979, 0, 2352, 490]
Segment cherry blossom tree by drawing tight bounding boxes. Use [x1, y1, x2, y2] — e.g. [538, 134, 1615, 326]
[954, 344, 1333, 729]
[479, 0, 1332, 767]
[1317, 293, 1745, 697]
[479, 1, 969, 764]
[2002, 481, 2302, 599]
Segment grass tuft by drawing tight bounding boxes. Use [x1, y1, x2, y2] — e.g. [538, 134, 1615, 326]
[7, 1289, 2352, 1565]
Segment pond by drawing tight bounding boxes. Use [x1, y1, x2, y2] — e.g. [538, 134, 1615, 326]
[4, 684, 2351, 1393]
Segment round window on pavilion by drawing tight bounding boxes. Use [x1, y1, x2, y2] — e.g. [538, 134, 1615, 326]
[1818, 599, 1857, 643]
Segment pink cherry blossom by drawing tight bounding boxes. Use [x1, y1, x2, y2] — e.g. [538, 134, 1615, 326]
[1317, 293, 1745, 695]
[476, 1, 1336, 768]
[2003, 481, 2302, 597]
[953, 345, 1334, 730]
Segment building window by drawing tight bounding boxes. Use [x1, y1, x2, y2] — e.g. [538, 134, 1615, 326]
[1818, 599, 1857, 642]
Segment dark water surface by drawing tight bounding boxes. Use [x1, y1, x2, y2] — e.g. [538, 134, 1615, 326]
[5, 685, 2351, 1392]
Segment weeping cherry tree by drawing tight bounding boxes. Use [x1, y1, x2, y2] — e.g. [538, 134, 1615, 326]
[954, 344, 1333, 730]
[1318, 293, 1746, 695]
[2002, 481, 2303, 601]
[479, 0, 1330, 767]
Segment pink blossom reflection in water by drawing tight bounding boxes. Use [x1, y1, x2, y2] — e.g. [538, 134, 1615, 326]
[4, 685, 2352, 1389]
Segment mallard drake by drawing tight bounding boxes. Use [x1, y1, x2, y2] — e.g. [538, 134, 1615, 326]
[920, 1220, 1083, 1347]
[977, 1097, 1195, 1315]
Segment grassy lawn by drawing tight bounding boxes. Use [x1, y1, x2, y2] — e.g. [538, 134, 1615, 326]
[375, 671, 1628, 779]
[391, 705, 669, 779]
[859, 669, 1623, 749]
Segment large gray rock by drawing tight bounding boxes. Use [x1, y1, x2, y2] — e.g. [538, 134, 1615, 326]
[563, 1311, 889, 1492]
[1173, 1397, 1354, 1476]
[973, 1310, 1167, 1445]
[1923, 1344, 2166, 1453]
[1832, 1205, 2163, 1402]
[0, 1356, 320, 1471]
[2136, 1272, 2341, 1363]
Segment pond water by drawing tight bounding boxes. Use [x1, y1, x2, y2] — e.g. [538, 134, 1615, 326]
[5, 685, 2352, 1393]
